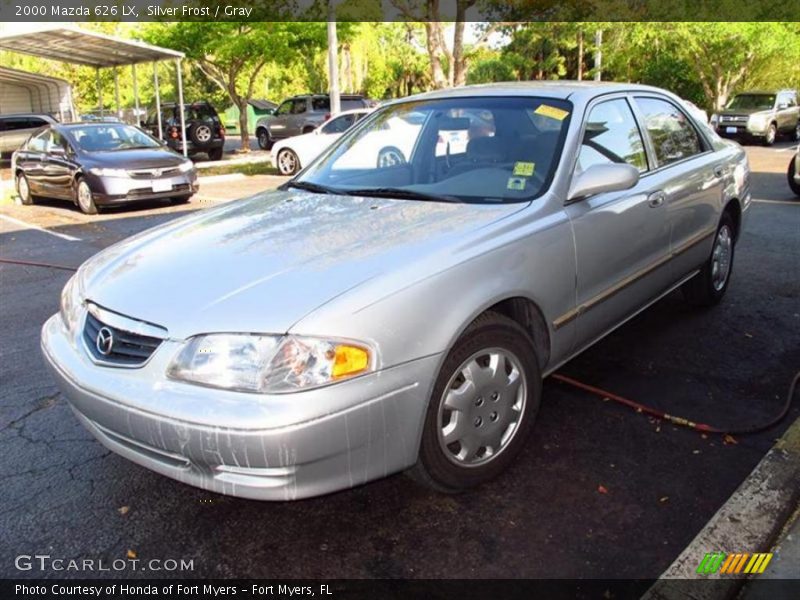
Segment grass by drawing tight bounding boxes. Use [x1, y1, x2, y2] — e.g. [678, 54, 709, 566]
[197, 161, 281, 178]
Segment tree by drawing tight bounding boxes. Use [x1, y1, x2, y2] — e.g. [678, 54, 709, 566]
[143, 22, 326, 151]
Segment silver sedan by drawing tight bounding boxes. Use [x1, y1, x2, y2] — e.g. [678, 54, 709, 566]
[41, 82, 751, 500]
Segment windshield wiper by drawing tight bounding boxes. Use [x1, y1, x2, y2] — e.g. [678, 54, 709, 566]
[281, 181, 346, 195]
[348, 187, 459, 203]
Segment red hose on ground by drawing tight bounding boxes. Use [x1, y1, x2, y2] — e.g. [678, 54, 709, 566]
[551, 371, 799, 436]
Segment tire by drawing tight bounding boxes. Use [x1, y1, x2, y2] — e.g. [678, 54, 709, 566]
[16, 172, 33, 205]
[788, 156, 800, 198]
[75, 178, 98, 215]
[763, 123, 777, 146]
[276, 148, 300, 176]
[256, 128, 272, 150]
[188, 122, 213, 147]
[682, 211, 736, 306]
[410, 312, 542, 493]
[302, 126, 315, 134]
[793, 122, 800, 142]
[377, 146, 406, 168]
[207, 147, 223, 161]
[171, 195, 192, 205]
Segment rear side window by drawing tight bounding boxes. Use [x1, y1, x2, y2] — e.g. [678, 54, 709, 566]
[635, 97, 703, 167]
[341, 99, 366, 111]
[579, 98, 647, 172]
[312, 98, 330, 111]
[3, 117, 44, 131]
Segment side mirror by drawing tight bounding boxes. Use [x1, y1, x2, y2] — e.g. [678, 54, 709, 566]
[777, 102, 789, 110]
[568, 163, 640, 202]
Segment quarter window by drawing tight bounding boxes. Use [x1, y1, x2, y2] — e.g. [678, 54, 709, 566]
[635, 97, 703, 167]
[579, 99, 647, 172]
[27, 130, 49, 152]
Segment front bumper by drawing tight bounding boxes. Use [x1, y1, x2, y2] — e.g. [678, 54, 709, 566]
[88, 171, 199, 206]
[714, 123, 768, 140]
[41, 314, 438, 500]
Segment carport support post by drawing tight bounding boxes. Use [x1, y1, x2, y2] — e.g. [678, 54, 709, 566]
[96, 68, 103, 117]
[113, 67, 121, 120]
[175, 58, 187, 157]
[132, 63, 140, 126]
[153, 62, 163, 140]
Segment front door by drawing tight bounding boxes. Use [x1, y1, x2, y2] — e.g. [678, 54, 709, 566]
[565, 96, 672, 347]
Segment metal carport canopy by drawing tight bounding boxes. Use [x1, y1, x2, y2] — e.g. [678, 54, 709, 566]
[0, 66, 77, 122]
[0, 26, 189, 155]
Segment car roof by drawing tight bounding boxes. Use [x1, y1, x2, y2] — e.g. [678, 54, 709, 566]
[329, 108, 372, 117]
[389, 80, 680, 106]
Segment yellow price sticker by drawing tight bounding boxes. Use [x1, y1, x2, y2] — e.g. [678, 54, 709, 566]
[534, 104, 570, 121]
[513, 162, 536, 177]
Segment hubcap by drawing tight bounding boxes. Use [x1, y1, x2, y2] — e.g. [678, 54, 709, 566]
[437, 348, 527, 467]
[17, 175, 28, 201]
[78, 182, 92, 212]
[767, 126, 776, 144]
[278, 150, 297, 174]
[711, 225, 733, 291]
[196, 125, 212, 142]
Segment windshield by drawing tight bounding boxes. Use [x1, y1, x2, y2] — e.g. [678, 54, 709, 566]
[68, 124, 163, 152]
[727, 94, 775, 111]
[297, 96, 573, 204]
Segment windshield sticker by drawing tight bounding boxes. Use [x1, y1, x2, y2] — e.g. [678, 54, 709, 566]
[507, 177, 527, 191]
[513, 162, 536, 177]
[535, 104, 570, 121]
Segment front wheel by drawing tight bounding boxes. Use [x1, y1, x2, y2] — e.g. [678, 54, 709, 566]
[788, 157, 800, 197]
[682, 212, 736, 306]
[276, 148, 300, 175]
[16, 172, 33, 205]
[75, 179, 99, 215]
[411, 312, 541, 493]
[792, 122, 800, 142]
[256, 128, 272, 150]
[763, 123, 777, 146]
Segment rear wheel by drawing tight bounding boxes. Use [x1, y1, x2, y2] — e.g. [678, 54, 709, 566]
[411, 312, 541, 492]
[793, 122, 800, 142]
[788, 157, 800, 197]
[207, 147, 223, 161]
[256, 128, 272, 150]
[682, 211, 736, 306]
[276, 148, 300, 175]
[16, 172, 33, 205]
[75, 179, 98, 215]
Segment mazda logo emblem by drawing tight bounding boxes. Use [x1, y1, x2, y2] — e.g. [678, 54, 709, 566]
[152, 168, 162, 177]
[96, 327, 114, 356]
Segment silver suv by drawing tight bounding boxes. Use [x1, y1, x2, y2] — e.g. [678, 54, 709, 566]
[0, 113, 57, 158]
[255, 94, 372, 149]
[712, 90, 800, 146]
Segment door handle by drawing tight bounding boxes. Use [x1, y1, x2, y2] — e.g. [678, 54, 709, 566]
[713, 165, 725, 178]
[647, 191, 666, 208]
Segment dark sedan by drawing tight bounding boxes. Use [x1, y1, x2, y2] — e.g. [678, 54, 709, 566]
[11, 123, 199, 214]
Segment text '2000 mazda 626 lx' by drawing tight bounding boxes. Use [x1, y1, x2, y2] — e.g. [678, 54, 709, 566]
[42, 82, 750, 500]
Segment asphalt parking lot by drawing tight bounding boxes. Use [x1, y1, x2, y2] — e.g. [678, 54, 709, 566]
[0, 142, 798, 579]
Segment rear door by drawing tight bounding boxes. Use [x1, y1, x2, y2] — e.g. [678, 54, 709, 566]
[632, 95, 723, 282]
[776, 92, 798, 133]
[565, 95, 672, 346]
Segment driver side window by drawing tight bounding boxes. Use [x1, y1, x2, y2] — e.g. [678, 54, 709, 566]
[578, 99, 648, 173]
[275, 102, 292, 116]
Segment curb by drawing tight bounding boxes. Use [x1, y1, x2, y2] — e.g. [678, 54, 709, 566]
[644, 415, 800, 600]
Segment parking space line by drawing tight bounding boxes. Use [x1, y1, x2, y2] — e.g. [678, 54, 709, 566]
[752, 199, 800, 206]
[0, 214, 82, 242]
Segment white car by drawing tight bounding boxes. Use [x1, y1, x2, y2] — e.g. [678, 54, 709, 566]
[271, 109, 371, 175]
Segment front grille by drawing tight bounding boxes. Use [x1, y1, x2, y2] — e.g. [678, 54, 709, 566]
[127, 183, 191, 199]
[720, 115, 749, 124]
[127, 167, 180, 179]
[83, 310, 163, 367]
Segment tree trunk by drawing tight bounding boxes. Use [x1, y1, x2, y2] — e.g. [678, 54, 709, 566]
[577, 30, 584, 81]
[424, 21, 448, 89]
[237, 98, 250, 152]
[452, 10, 467, 86]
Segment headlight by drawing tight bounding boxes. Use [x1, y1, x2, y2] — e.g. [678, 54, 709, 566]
[167, 334, 373, 394]
[59, 274, 84, 334]
[89, 167, 129, 178]
[178, 161, 194, 173]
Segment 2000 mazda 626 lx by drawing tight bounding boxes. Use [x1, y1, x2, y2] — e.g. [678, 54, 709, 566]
[42, 82, 750, 500]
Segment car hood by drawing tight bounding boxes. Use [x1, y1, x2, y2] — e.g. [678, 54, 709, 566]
[82, 148, 185, 169]
[78, 191, 524, 339]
